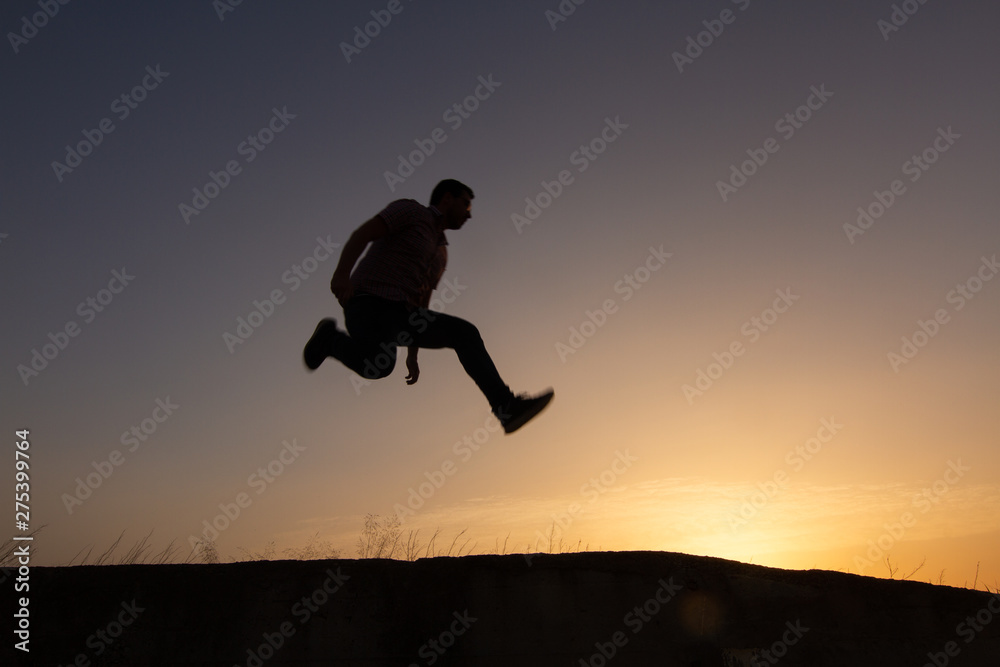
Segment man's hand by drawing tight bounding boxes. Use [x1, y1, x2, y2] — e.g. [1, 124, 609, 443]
[330, 272, 353, 306]
[405, 347, 420, 385]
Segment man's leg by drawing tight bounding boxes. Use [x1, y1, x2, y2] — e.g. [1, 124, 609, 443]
[404, 308, 515, 410]
[338, 296, 414, 379]
[405, 308, 553, 433]
[305, 299, 552, 433]
[303, 296, 407, 379]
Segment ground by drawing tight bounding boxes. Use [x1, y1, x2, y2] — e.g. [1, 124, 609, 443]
[29, 550, 1000, 665]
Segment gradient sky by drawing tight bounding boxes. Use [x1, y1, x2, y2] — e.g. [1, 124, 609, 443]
[3, 0, 998, 588]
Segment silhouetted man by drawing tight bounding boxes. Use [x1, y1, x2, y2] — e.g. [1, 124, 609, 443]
[304, 179, 552, 434]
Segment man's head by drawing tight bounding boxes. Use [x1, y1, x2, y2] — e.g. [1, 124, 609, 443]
[430, 179, 474, 230]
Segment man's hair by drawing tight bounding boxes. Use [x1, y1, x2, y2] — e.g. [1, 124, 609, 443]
[430, 179, 474, 206]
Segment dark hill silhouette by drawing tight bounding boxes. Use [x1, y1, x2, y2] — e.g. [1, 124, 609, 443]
[31, 550, 1000, 665]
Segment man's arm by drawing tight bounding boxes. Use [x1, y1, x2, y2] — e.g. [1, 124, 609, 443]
[330, 216, 388, 305]
[404, 287, 432, 385]
[404, 249, 445, 385]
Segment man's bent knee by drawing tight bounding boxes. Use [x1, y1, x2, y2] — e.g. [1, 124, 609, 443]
[362, 352, 396, 379]
[454, 318, 482, 342]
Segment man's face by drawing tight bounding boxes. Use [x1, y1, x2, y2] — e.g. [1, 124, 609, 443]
[442, 192, 472, 230]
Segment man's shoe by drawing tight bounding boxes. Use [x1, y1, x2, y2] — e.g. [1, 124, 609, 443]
[303, 318, 337, 370]
[495, 388, 554, 434]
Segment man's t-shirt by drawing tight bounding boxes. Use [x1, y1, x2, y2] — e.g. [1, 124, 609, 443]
[350, 199, 448, 308]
